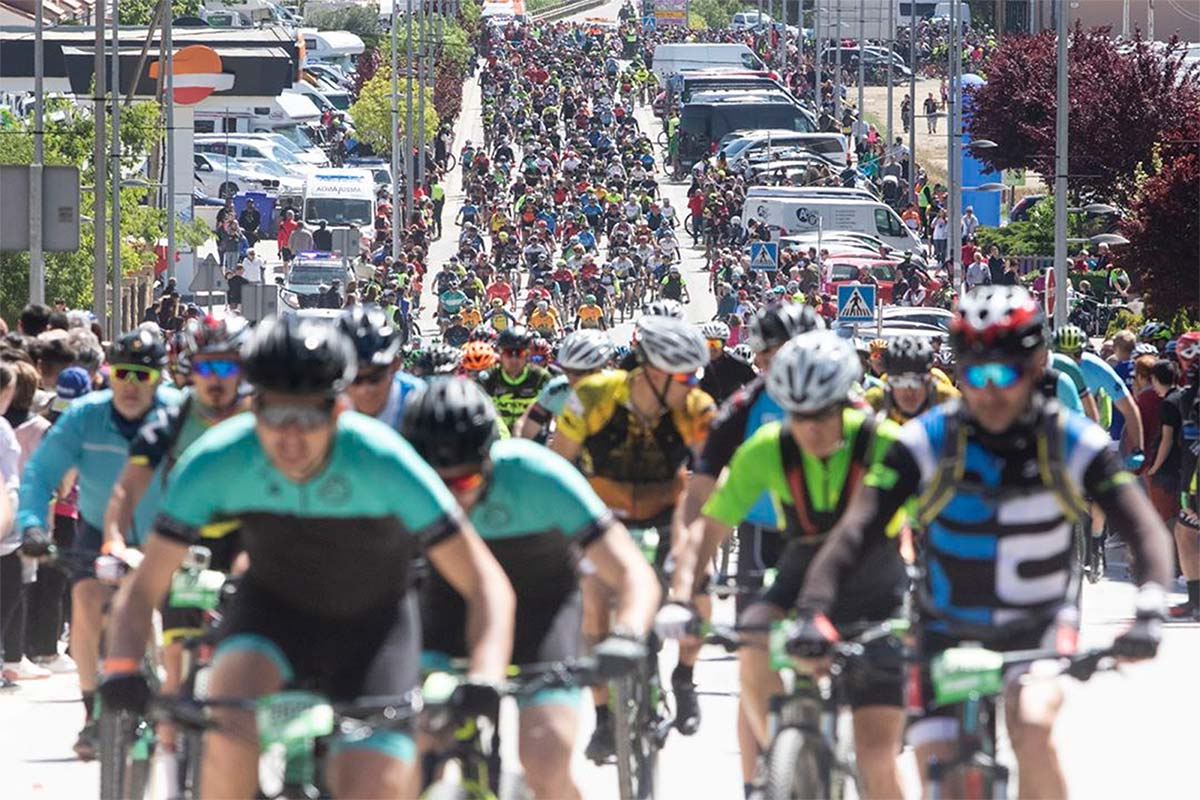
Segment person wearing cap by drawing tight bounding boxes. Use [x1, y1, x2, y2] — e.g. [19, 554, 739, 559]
[16, 328, 181, 759]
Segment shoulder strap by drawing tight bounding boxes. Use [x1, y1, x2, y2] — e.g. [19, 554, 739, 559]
[1036, 406, 1090, 523]
[779, 431, 819, 539]
[916, 409, 967, 527]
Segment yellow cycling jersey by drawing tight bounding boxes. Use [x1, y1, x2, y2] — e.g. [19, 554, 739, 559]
[577, 305, 605, 327]
[864, 380, 960, 425]
[528, 310, 559, 332]
[460, 308, 483, 328]
[557, 370, 716, 524]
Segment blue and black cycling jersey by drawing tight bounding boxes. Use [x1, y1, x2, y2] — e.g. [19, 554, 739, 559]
[797, 398, 1173, 628]
[154, 411, 463, 619]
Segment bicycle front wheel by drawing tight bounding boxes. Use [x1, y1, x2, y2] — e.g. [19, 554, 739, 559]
[612, 675, 658, 800]
[99, 711, 153, 800]
[764, 726, 828, 800]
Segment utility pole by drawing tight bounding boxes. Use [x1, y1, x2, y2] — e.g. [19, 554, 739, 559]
[948, 0, 963, 288]
[165, 6, 176, 280]
[405, 1, 414, 221]
[814, 0, 822, 116]
[417, 0, 427, 193]
[30, 0, 45, 304]
[907, 0, 916, 203]
[1053, 0, 1069, 327]
[391, 1, 401, 260]
[94, 0, 107, 330]
[834, 0, 842, 123]
[856, 0, 864, 152]
[886, 0, 893, 143]
[112, 0, 123, 336]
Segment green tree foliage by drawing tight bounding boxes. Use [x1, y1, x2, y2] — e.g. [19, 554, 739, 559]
[119, 0, 201, 25]
[349, 71, 439, 155]
[689, 0, 750, 30]
[305, 4, 386, 50]
[1121, 151, 1200, 317]
[0, 100, 205, 323]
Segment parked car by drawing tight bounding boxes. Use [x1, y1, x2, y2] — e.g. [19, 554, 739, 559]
[193, 152, 293, 199]
[1010, 193, 1046, 222]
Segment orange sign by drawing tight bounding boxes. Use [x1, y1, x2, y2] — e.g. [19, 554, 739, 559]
[150, 45, 235, 105]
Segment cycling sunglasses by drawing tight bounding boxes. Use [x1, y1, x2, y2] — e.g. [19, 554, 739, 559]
[962, 361, 1026, 390]
[352, 367, 391, 386]
[255, 399, 335, 431]
[671, 369, 702, 387]
[443, 471, 486, 493]
[889, 374, 927, 390]
[1180, 343, 1200, 360]
[191, 359, 240, 379]
[111, 365, 160, 384]
[706, 338, 726, 349]
[501, 348, 528, 358]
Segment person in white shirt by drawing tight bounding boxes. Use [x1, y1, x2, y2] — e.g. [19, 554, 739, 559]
[241, 249, 266, 282]
[965, 254, 991, 289]
[961, 206, 980, 239]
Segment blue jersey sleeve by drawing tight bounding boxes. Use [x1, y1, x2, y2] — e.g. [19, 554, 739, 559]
[17, 401, 85, 532]
[1080, 353, 1132, 403]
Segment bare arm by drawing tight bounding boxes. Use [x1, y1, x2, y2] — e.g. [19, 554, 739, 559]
[667, 473, 719, 602]
[585, 521, 661, 636]
[426, 524, 516, 683]
[549, 431, 583, 464]
[1081, 392, 1100, 422]
[102, 462, 156, 552]
[107, 533, 189, 663]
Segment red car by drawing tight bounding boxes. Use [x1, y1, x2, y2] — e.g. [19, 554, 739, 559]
[822, 258, 943, 304]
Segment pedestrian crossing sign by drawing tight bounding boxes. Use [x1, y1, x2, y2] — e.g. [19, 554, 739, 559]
[748, 241, 778, 271]
[837, 284, 876, 322]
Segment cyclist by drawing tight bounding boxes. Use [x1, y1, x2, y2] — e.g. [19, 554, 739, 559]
[99, 316, 250, 765]
[527, 300, 564, 340]
[17, 328, 182, 759]
[864, 335, 959, 424]
[484, 297, 518, 333]
[338, 305, 424, 430]
[479, 325, 552, 432]
[460, 341, 499, 380]
[670, 302, 823, 793]
[516, 329, 614, 441]
[99, 315, 516, 799]
[666, 331, 909, 800]
[698, 320, 757, 405]
[575, 294, 607, 330]
[405, 378, 659, 799]
[551, 315, 716, 756]
[789, 287, 1172, 799]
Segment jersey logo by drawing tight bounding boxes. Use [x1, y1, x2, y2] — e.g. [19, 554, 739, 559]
[317, 476, 351, 506]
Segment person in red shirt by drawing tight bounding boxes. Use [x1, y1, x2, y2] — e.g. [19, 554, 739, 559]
[960, 236, 978, 267]
[277, 208, 298, 264]
[687, 191, 705, 245]
[486, 277, 514, 309]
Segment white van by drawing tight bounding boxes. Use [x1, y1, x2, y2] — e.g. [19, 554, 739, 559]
[652, 43, 767, 82]
[193, 136, 316, 178]
[301, 29, 365, 75]
[723, 130, 849, 168]
[743, 196, 922, 252]
[747, 186, 880, 203]
[303, 168, 376, 248]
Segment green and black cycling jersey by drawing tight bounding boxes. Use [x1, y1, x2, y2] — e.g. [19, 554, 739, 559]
[478, 365, 551, 431]
[154, 411, 463, 619]
[422, 438, 613, 664]
[702, 407, 907, 618]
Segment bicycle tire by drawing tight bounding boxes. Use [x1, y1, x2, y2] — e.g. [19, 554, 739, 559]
[612, 675, 657, 800]
[683, 215, 694, 237]
[764, 726, 829, 800]
[99, 710, 152, 800]
[445, 153, 458, 172]
[656, 130, 669, 147]
[177, 728, 205, 799]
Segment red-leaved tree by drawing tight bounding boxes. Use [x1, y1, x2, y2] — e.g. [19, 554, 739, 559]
[966, 24, 1200, 203]
[1121, 151, 1200, 316]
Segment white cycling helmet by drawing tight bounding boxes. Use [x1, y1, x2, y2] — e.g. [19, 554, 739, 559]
[636, 316, 709, 374]
[731, 344, 756, 365]
[1132, 342, 1158, 357]
[701, 320, 731, 341]
[766, 331, 862, 414]
[645, 299, 685, 319]
[557, 330, 614, 371]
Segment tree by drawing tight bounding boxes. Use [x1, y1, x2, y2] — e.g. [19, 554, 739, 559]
[1120, 151, 1200, 317]
[305, 5, 385, 50]
[966, 25, 1200, 202]
[349, 71, 439, 155]
[119, 0, 201, 25]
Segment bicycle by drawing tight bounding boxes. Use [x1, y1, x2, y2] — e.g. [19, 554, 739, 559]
[1074, 518, 1107, 585]
[705, 620, 908, 800]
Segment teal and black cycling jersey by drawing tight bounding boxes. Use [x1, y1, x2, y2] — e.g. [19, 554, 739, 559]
[155, 411, 463, 619]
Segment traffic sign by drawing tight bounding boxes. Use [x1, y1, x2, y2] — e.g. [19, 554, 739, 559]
[837, 283, 876, 322]
[748, 241, 778, 270]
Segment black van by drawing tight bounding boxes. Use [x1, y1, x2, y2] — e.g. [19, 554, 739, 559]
[679, 100, 816, 167]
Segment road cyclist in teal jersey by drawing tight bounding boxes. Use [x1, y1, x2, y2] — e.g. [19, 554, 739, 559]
[403, 377, 660, 799]
[99, 314, 516, 799]
[99, 314, 251, 779]
[17, 327, 182, 760]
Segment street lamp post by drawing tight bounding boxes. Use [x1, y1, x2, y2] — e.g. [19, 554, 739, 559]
[1053, 0, 1069, 328]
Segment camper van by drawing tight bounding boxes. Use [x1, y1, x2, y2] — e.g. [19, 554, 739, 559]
[743, 195, 923, 252]
[652, 43, 768, 82]
[301, 29, 366, 75]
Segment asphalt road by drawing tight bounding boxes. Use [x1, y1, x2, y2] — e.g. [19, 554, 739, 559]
[4, 4, 1199, 799]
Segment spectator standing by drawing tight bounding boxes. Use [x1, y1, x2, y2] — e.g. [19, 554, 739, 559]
[961, 206, 980, 240]
[965, 252, 990, 290]
[225, 265, 250, 312]
[923, 92, 939, 133]
[931, 209, 949, 263]
[288, 220, 314, 255]
[237, 199, 261, 247]
[217, 217, 242, 271]
[277, 209, 298, 263]
[312, 220, 334, 252]
[241, 248, 266, 283]
[1135, 356, 1178, 524]
[900, 93, 912, 133]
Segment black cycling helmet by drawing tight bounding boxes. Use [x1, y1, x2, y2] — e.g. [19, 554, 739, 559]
[337, 304, 402, 367]
[467, 325, 498, 344]
[496, 324, 534, 351]
[884, 336, 934, 375]
[401, 377, 499, 468]
[242, 314, 356, 396]
[108, 327, 168, 369]
[746, 302, 823, 353]
[950, 286, 1046, 361]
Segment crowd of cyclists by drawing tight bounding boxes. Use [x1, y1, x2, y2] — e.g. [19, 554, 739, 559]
[0, 6, 1197, 800]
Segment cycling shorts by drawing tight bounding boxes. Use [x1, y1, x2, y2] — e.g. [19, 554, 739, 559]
[67, 520, 104, 584]
[421, 584, 582, 709]
[212, 579, 421, 761]
[734, 524, 785, 616]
